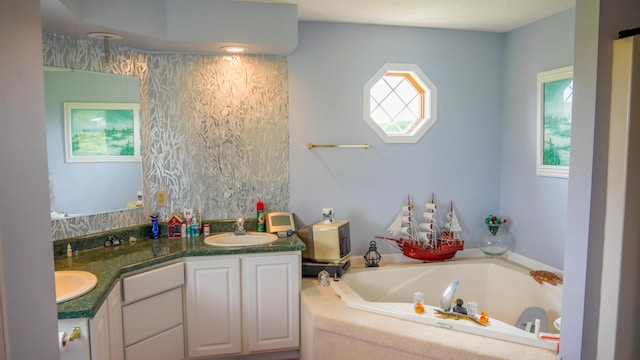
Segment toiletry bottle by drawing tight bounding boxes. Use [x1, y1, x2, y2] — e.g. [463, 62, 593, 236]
[190, 213, 197, 238]
[151, 214, 160, 239]
[66, 243, 72, 257]
[192, 216, 199, 238]
[183, 208, 193, 236]
[257, 200, 265, 232]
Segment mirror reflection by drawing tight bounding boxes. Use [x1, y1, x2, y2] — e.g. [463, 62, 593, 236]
[44, 67, 143, 218]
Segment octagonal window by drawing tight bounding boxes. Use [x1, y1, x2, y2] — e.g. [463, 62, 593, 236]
[363, 63, 437, 143]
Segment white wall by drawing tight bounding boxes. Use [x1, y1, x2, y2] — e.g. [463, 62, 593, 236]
[501, 10, 575, 270]
[289, 22, 504, 256]
[0, 0, 60, 358]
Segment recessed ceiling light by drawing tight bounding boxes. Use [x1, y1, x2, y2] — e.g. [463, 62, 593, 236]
[87, 32, 122, 64]
[87, 32, 122, 40]
[221, 46, 245, 53]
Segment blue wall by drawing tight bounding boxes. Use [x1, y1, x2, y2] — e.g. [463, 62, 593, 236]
[501, 9, 575, 269]
[290, 11, 575, 268]
[289, 22, 504, 256]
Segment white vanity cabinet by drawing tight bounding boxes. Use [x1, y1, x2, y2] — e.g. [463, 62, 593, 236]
[89, 280, 123, 360]
[107, 280, 124, 360]
[89, 301, 109, 360]
[58, 318, 91, 360]
[59, 281, 123, 360]
[185, 257, 242, 357]
[185, 252, 301, 358]
[242, 253, 300, 353]
[121, 261, 185, 360]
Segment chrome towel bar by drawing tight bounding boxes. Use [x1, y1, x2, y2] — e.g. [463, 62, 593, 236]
[307, 142, 369, 150]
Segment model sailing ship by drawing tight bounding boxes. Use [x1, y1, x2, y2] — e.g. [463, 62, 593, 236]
[376, 195, 464, 261]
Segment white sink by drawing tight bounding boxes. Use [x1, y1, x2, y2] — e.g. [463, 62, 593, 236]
[204, 232, 278, 247]
[55, 271, 98, 303]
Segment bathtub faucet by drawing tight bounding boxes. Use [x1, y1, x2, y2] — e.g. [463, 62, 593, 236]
[234, 216, 246, 235]
[439, 279, 459, 312]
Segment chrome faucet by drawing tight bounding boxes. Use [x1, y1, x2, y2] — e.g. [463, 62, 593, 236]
[440, 280, 459, 312]
[234, 216, 246, 235]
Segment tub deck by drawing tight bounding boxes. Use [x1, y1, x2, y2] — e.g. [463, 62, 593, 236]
[300, 252, 560, 360]
[301, 279, 558, 360]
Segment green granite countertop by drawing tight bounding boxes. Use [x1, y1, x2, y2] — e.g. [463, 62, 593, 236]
[54, 233, 305, 320]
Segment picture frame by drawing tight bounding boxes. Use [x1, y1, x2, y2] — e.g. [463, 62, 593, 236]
[64, 102, 141, 163]
[536, 66, 573, 178]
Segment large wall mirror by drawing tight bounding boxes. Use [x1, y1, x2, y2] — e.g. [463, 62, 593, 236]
[44, 66, 143, 218]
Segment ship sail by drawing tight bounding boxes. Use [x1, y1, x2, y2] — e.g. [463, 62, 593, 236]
[445, 211, 462, 232]
[387, 203, 414, 239]
[442, 201, 462, 243]
[418, 195, 439, 246]
[386, 214, 403, 236]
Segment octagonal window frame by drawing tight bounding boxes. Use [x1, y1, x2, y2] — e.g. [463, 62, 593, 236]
[363, 63, 437, 143]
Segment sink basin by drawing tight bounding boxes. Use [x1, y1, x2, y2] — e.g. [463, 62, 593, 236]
[55, 271, 98, 303]
[204, 232, 278, 247]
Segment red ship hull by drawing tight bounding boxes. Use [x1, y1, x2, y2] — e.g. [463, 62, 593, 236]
[376, 236, 464, 262]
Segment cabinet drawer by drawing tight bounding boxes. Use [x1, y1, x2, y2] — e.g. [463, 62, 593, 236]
[122, 287, 183, 346]
[122, 262, 184, 304]
[125, 325, 184, 360]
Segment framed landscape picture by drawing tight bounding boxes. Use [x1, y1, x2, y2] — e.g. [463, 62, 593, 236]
[536, 66, 573, 178]
[64, 102, 141, 163]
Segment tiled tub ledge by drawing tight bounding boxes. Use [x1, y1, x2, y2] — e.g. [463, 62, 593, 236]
[300, 279, 557, 360]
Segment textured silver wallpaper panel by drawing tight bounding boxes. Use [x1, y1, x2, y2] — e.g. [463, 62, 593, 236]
[146, 53, 290, 221]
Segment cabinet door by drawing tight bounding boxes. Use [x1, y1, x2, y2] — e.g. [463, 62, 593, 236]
[85, 281, 122, 360]
[185, 257, 242, 358]
[243, 253, 300, 352]
[89, 303, 109, 360]
[107, 281, 124, 360]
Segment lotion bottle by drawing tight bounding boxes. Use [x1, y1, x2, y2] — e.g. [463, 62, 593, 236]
[66, 244, 72, 257]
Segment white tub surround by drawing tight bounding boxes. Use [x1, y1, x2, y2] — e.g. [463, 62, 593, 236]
[332, 258, 561, 350]
[300, 252, 560, 359]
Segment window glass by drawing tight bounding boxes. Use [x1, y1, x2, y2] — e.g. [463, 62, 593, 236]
[363, 64, 437, 143]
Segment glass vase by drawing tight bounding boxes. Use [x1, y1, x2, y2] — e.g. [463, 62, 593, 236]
[479, 224, 515, 257]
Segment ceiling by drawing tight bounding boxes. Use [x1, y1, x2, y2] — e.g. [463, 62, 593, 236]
[40, 0, 575, 53]
[248, 0, 575, 32]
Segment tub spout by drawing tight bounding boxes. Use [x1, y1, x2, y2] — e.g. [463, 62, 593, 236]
[439, 280, 459, 312]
